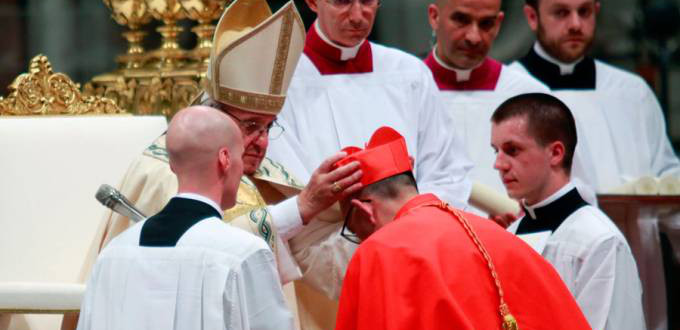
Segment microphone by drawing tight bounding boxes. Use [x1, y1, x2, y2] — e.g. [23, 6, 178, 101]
[95, 184, 147, 223]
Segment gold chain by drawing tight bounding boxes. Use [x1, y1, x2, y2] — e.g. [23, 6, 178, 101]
[435, 202, 519, 330]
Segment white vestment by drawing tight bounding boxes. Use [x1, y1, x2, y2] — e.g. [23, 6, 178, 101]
[270, 27, 472, 208]
[509, 183, 646, 330]
[511, 44, 680, 330]
[270, 35, 473, 285]
[78, 197, 293, 330]
[510, 44, 680, 192]
[265, 23, 472, 329]
[438, 67, 548, 194]
[424, 52, 547, 192]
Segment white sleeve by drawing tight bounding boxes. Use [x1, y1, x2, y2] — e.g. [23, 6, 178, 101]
[288, 220, 357, 300]
[414, 67, 473, 209]
[267, 197, 354, 299]
[574, 236, 646, 330]
[267, 198, 305, 284]
[641, 86, 680, 178]
[233, 248, 295, 330]
[268, 197, 304, 241]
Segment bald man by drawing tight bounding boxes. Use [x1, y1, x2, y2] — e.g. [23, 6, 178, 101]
[77, 106, 293, 330]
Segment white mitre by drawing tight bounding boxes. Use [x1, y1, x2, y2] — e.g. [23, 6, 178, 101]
[205, 0, 305, 115]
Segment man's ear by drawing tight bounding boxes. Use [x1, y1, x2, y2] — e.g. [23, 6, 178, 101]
[427, 4, 440, 31]
[351, 199, 377, 225]
[523, 4, 539, 32]
[548, 141, 566, 169]
[218, 147, 231, 174]
[305, 0, 319, 13]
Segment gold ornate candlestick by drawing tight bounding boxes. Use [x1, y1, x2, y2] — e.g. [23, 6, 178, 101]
[103, 0, 152, 69]
[179, 0, 230, 66]
[146, 0, 187, 69]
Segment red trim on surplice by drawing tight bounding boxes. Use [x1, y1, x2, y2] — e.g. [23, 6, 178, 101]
[424, 52, 502, 91]
[303, 24, 373, 75]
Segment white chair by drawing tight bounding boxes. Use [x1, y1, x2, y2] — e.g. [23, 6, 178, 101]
[0, 55, 168, 330]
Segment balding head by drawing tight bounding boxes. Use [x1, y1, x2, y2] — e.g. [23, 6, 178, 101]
[167, 105, 244, 209]
[428, 0, 504, 70]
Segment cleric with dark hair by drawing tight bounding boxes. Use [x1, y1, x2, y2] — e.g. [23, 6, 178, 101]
[334, 126, 590, 330]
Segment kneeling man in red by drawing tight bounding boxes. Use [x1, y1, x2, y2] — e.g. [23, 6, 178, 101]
[333, 126, 590, 330]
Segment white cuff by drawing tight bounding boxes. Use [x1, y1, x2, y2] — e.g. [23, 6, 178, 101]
[274, 236, 302, 284]
[268, 197, 304, 241]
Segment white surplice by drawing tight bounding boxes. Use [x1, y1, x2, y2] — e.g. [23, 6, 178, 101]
[512, 44, 679, 330]
[77, 202, 293, 330]
[424, 52, 548, 192]
[425, 50, 599, 213]
[508, 183, 646, 330]
[265, 22, 473, 329]
[510, 43, 680, 192]
[269, 27, 472, 209]
[269, 31, 472, 287]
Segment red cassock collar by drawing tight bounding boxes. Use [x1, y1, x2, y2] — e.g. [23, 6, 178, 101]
[303, 24, 373, 75]
[393, 193, 441, 220]
[424, 51, 502, 91]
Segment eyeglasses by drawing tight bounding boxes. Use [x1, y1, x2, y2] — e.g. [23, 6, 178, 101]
[340, 199, 372, 244]
[225, 111, 284, 140]
[341, 204, 362, 244]
[325, 0, 381, 9]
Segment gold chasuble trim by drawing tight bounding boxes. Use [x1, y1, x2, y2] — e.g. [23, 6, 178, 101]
[254, 158, 305, 190]
[224, 177, 276, 250]
[140, 135, 288, 252]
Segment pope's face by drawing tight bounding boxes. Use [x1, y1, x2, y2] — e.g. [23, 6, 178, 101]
[491, 116, 553, 205]
[429, 0, 504, 70]
[526, 0, 599, 63]
[225, 108, 275, 176]
[308, 0, 378, 47]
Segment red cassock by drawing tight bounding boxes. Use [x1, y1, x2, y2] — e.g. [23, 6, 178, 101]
[335, 194, 591, 330]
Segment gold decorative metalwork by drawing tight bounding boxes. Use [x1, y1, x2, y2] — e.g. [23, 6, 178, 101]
[88, 0, 232, 117]
[146, 0, 187, 69]
[86, 74, 202, 117]
[180, 0, 229, 65]
[0, 55, 125, 116]
[103, 0, 153, 69]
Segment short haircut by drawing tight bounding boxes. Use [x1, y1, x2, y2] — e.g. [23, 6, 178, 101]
[526, 0, 599, 10]
[525, 0, 538, 8]
[363, 172, 418, 199]
[491, 93, 577, 173]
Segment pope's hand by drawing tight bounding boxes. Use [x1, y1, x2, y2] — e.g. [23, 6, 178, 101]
[298, 152, 363, 225]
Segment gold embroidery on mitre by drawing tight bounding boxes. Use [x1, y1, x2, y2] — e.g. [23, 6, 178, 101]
[217, 86, 285, 114]
[269, 8, 293, 95]
[207, 0, 304, 115]
[213, 0, 285, 92]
